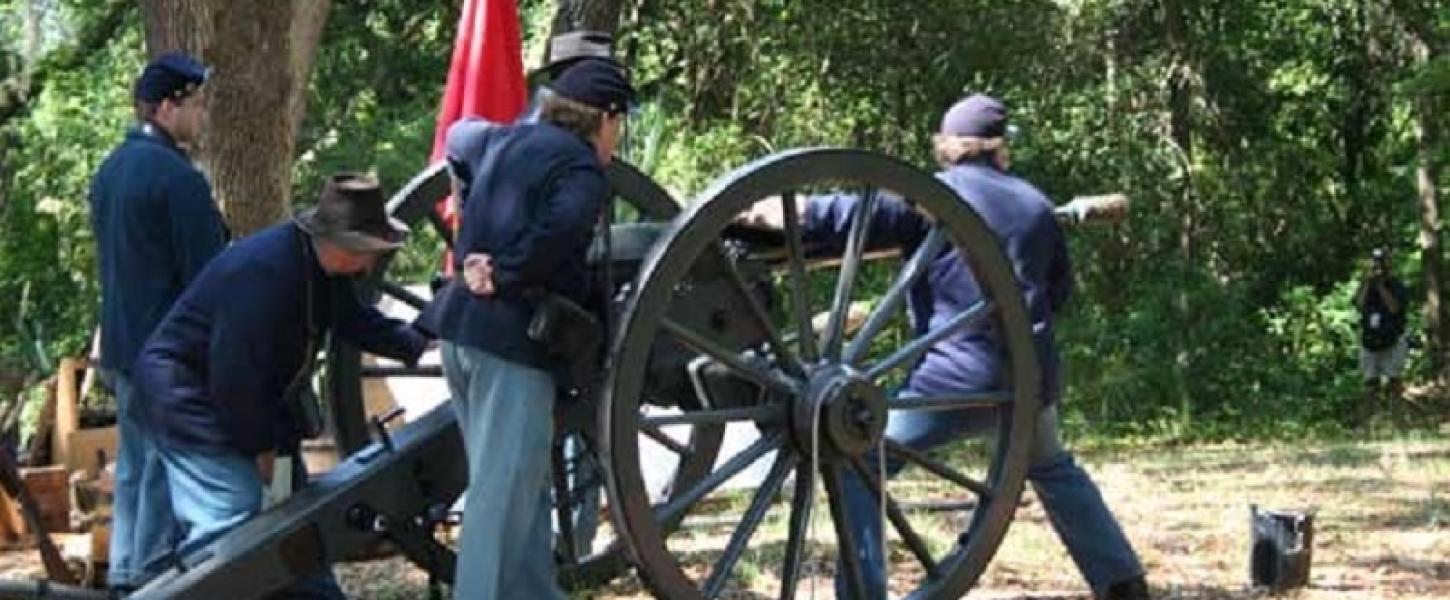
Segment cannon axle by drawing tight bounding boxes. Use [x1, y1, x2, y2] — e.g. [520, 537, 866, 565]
[793, 365, 889, 458]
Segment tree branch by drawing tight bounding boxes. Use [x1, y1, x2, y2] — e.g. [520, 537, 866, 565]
[0, 0, 133, 124]
[1386, 0, 1447, 53]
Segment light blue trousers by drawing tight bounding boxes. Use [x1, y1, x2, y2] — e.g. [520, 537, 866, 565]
[158, 444, 345, 599]
[107, 372, 176, 588]
[442, 343, 567, 600]
[838, 405, 1144, 598]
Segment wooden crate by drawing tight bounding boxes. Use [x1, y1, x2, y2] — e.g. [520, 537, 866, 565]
[50, 358, 86, 471]
[0, 465, 72, 543]
[22, 466, 71, 534]
[65, 426, 118, 477]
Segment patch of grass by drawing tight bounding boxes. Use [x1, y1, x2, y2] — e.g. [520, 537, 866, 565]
[320, 437, 1450, 599]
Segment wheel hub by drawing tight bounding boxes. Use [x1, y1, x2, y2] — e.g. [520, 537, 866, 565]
[792, 365, 888, 457]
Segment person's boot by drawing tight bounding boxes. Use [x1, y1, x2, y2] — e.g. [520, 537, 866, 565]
[1101, 575, 1150, 600]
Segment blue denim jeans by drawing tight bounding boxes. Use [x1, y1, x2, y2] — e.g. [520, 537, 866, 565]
[158, 444, 345, 599]
[837, 405, 1143, 598]
[442, 343, 567, 600]
[107, 372, 176, 588]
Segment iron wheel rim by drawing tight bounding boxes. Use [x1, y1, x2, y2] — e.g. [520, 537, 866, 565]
[603, 148, 1041, 599]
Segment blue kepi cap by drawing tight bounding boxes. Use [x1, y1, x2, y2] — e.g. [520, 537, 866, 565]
[940, 94, 1009, 138]
[134, 52, 209, 103]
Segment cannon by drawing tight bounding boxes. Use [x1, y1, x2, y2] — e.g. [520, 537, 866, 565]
[115, 146, 1044, 600]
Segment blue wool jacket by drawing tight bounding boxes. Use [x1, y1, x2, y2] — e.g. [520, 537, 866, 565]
[136, 222, 429, 455]
[89, 124, 228, 375]
[422, 119, 608, 370]
[803, 160, 1071, 404]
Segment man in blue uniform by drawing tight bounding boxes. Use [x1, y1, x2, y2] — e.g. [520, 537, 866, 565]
[424, 57, 633, 599]
[87, 51, 227, 591]
[796, 95, 1148, 599]
[135, 174, 431, 597]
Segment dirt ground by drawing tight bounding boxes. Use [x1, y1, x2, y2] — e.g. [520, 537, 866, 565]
[335, 431, 1449, 599]
[0, 433, 1444, 599]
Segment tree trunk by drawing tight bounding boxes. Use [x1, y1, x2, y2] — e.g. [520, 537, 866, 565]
[1387, 0, 1448, 376]
[1336, 1, 1371, 233]
[140, 0, 212, 59]
[1162, 0, 1196, 264]
[1162, 0, 1196, 428]
[549, 0, 624, 40]
[23, 0, 40, 74]
[139, 0, 331, 237]
[0, 129, 8, 217]
[1410, 36, 1446, 375]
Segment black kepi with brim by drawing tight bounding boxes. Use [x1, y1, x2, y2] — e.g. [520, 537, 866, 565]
[294, 173, 408, 253]
[547, 57, 636, 116]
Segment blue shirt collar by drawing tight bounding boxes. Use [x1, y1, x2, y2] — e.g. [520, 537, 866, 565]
[132, 121, 190, 159]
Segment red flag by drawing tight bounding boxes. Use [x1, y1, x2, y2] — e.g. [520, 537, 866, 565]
[430, 0, 528, 268]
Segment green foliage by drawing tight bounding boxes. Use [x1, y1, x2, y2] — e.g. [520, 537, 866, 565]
[610, 0, 1447, 443]
[1, 0, 1446, 443]
[293, 0, 461, 200]
[0, 3, 144, 381]
[1060, 263, 1366, 442]
[1401, 56, 1450, 96]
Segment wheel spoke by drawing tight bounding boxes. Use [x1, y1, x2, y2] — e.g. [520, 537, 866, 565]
[891, 391, 1011, 411]
[661, 318, 801, 395]
[884, 440, 995, 499]
[640, 423, 691, 455]
[777, 455, 816, 600]
[715, 242, 806, 377]
[844, 227, 945, 365]
[900, 499, 978, 513]
[640, 405, 783, 428]
[821, 463, 870, 600]
[702, 452, 796, 598]
[846, 456, 940, 579]
[656, 432, 783, 525]
[866, 300, 994, 380]
[779, 191, 818, 364]
[823, 190, 879, 361]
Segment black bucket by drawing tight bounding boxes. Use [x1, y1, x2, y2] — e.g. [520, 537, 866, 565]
[1250, 505, 1314, 592]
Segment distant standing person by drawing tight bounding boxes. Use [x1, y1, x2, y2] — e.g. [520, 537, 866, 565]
[87, 51, 227, 592]
[1355, 247, 1410, 418]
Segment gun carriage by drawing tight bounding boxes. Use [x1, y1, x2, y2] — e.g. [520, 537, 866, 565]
[101, 148, 1045, 600]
